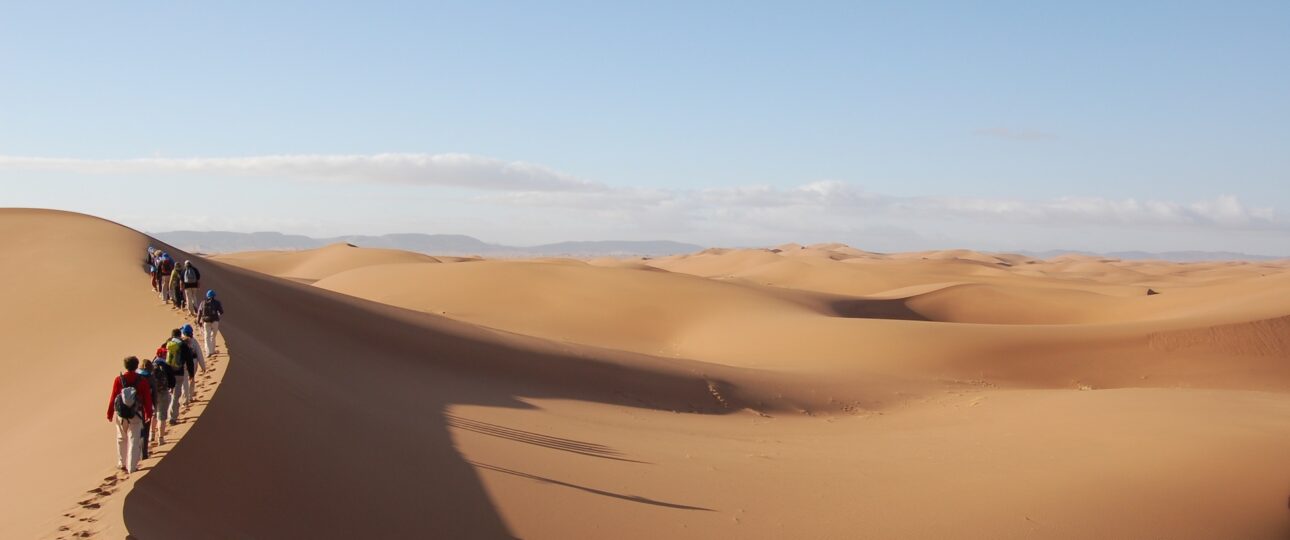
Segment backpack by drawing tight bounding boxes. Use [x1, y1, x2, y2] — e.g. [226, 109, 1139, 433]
[114, 375, 142, 421]
[183, 266, 199, 285]
[136, 368, 154, 398]
[158, 257, 174, 275]
[201, 299, 219, 322]
[151, 361, 175, 390]
[166, 339, 184, 372]
[179, 339, 196, 375]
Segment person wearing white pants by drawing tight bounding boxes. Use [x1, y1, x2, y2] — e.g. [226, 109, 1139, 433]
[185, 286, 201, 316]
[107, 357, 153, 474]
[164, 330, 189, 423]
[178, 325, 207, 408]
[203, 320, 220, 354]
[169, 371, 187, 421]
[198, 289, 224, 355]
[161, 271, 174, 303]
[116, 416, 145, 473]
[180, 260, 202, 317]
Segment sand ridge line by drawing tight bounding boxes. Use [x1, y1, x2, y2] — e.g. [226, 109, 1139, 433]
[50, 283, 231, 540]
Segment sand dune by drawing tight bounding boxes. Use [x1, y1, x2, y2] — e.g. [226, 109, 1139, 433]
[0, 210, 192, 539]
[211, 242, 450, 283]
[5, 210, 1290, 538]
[1151, 315, 1290, 358]
[311, 260, 825, 358]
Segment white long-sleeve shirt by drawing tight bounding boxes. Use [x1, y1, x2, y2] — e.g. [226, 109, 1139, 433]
[183, 336, 207, 373]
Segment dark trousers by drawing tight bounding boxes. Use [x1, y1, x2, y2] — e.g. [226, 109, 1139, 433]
[140, 419, 151, 459]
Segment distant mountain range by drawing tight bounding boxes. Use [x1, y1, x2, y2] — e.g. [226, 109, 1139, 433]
[152, 231, 1283, 262]
[1021, 249, 1286, 262]
[152, 231, 705, 257]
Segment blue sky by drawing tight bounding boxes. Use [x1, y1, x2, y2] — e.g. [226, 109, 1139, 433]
[1, 1, 1287, 254]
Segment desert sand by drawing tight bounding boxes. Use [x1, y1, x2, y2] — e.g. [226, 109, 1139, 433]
[4, 208, 1290, 538]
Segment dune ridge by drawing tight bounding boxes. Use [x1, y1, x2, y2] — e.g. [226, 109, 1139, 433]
[4, 209, 1290, 538]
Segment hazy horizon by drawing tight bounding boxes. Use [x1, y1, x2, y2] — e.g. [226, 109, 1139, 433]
[145, 226, 1285, 259]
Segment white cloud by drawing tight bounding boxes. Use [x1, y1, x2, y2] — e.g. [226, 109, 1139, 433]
[0, 153, 602, 192]
[3, 152, 1283, 251]
[481, 182, 1283, 232]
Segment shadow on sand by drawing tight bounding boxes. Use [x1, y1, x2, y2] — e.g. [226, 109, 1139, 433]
[122, 256, 742, 538]
[469, 461, 713, 512]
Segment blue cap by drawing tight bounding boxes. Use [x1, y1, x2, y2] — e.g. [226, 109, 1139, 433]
[206, 289, 216, 299]
[182, 324, 194, 336]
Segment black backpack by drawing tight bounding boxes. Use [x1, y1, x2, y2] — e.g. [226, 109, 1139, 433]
[153, 361, 176, 389]
[201, 299, 222, 322]
[179, 340, 196, 375]
[113, 375, 142, 420]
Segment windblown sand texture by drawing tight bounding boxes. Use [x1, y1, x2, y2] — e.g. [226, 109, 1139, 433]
[4, 209, 1290, 538]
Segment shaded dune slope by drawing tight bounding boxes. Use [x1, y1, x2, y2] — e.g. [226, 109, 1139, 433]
[123, 248, 843, 538]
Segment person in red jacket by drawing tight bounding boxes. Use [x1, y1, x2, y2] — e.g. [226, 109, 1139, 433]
[107, 356, 153, 473]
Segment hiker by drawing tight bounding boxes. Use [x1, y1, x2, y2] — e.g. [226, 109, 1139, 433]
[165, 329, 186, 423]
[198, 290, 224, 355]
[157, 252, 175, 302]
[167, 325, 207, 417]
[154, 250, 168, 293]
[146, 247, 158, 291]
[181, 260, 202, 317]
[135, 359, 155, 459]
[180, 324, 208, 401]
[170, 262, 185, 310]
[149, 347, 174, 445]
[107, 356, 153, 474]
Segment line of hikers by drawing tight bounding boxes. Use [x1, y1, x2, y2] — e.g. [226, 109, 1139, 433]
[146, 247, 223, 354]
[107, 247, 226, 474]
[147, 247, 205, 318]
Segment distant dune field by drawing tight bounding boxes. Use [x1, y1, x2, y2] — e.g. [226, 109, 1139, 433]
[4, 209, 1290, 539]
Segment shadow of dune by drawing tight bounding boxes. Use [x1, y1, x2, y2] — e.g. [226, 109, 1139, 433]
[447, 415, 648, 464]
[469, 462, 714, 512]
[123, 253, 753, 538]
[829, 298, 930, 321]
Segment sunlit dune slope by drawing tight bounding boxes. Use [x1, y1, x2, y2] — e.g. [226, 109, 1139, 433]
[226, 242, 1290, 393]
[0, 209, 181, 539]
[211, 242, 450, 283]
[311, 260, 823, 356]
